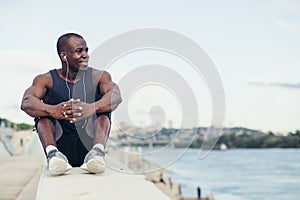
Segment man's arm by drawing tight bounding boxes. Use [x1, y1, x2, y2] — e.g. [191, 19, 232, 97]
[21, 74, 73, 120]
[21, 74, 51, 117]
[94, 71, 122, 113]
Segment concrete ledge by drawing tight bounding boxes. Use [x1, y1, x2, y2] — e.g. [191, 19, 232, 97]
[36, 157, 170, 200]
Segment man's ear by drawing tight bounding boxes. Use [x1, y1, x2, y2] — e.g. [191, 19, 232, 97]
[60, 52, 66, 61]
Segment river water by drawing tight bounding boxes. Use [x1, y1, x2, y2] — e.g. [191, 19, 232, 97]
[142, 148, 300, 200]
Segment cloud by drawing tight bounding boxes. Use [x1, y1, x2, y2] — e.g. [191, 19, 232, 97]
[270, 82, 300, 89]
[248, 81, 300, 89]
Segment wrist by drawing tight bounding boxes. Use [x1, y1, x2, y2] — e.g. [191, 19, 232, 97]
[44, 104, 53, 116]
[93, 101, 103, 113]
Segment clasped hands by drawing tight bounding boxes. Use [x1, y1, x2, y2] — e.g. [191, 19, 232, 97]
[54, 99, 95, 123]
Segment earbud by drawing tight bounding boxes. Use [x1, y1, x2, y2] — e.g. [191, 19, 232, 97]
[63, 55, 67, 60]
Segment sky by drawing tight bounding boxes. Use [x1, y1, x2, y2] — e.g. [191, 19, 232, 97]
[0, 0, 299, 133]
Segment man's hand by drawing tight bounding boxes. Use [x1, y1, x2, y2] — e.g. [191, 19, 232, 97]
[69, 100, 95, 122]
[51, 99, 95, 123]
[48, 99, 82, 122]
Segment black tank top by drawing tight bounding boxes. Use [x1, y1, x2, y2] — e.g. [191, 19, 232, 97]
[45, 67, 100, 134]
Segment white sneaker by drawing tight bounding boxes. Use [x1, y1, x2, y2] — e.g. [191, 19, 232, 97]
[80, 147, 106, 173]
[47, 150, 72, 176]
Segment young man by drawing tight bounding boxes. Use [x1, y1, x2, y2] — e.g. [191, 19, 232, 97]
[21, 33, 122, 175]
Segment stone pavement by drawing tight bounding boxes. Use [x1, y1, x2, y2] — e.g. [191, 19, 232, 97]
[0, 155, 44, 200]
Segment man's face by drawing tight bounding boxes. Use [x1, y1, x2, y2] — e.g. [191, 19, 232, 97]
[64, 36, 89, 71]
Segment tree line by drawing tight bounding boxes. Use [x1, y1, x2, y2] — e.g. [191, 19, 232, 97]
[191, 130, 300, 148]
[0, 117, 34, 130]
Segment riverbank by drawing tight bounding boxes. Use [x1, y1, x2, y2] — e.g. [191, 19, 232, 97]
[142, 158, 213, 200]
[106, 146, 213, 200]
[106, 146, 183, 199]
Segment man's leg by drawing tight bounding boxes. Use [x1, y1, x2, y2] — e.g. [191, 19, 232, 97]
[36, 117, 57, 152]
[81, 113, 111, 173]
[93, 114, 111, 147]
[35, 117, 71, 175]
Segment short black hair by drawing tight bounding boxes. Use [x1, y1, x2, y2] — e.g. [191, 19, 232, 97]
[56, 33, 84, 55]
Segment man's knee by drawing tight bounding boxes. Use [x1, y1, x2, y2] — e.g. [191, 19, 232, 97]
[95, 113, 111, 135]
[35, 117, 56, 132]
[96, 114, 111, 128]
[96, 112, 111, 124]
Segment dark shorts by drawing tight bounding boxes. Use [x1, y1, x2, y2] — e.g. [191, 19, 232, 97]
[35, 112, 111, 167]
[56, 130, 91, 167]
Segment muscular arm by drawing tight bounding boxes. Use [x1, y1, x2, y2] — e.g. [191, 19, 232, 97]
[94, 71, 122, 113]
[21, 73, 73, 120]
[21, 74, 52, 117]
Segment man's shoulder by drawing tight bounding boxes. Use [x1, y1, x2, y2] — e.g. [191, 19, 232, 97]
[35, 71, 51, 79]
[33, 71, 52, 85]
[89, 68, 113, 85]
[90, 68, 110, 77]
[90, 67, 104, 73]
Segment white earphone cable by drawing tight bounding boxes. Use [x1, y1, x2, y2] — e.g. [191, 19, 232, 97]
[65, 59, 87, 128]
[65, 59, 71, 100]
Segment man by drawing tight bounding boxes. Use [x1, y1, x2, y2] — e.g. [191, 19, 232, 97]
[21, 33, 122, 175]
